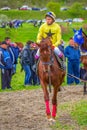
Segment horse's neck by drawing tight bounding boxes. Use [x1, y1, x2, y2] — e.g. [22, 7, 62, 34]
[81, 33, 87, 51]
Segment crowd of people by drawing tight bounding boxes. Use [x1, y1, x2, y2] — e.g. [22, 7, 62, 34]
[0, 11, 83, 90]
[0, 37, 40, 90]
[0, 20, 23, 29]
[0, 37, 21, 89]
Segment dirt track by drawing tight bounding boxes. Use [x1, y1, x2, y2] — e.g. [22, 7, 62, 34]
[0, 85, 87, 130]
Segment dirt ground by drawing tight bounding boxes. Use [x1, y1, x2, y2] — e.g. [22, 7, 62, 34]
[0, 85, 87, 130]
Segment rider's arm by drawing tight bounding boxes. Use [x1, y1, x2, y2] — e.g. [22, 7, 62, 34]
[54, 25, 62, 47]
[37, 25, 43, 43]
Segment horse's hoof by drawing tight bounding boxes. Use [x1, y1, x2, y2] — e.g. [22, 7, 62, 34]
[47, 114, 51, 119]
[48, 118, 56, 122]
[52, 118, 56, 123]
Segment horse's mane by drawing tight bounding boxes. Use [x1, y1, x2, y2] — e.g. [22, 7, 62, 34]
[40, 37, 52, 47]
[82, 31, 87, 37]
[80, 30, 87, 51]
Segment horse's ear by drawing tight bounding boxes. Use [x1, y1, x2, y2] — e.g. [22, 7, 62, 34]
[73, 28, 77, 33]
[79, 28, 83, 33]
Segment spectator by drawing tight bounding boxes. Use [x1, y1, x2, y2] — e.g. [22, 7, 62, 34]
[19, 41, 33, 86]
[64, 38, 81, 85]
[0, 41, 13, 90]
[30, 43, 40, 85]
[5, 37, 21, 75]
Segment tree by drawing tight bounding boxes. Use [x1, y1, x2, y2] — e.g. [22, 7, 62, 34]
[47, 2, 60, 17]
[68, 2, 83, 18]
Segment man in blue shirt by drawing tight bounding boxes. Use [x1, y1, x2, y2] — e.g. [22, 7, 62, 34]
[0, 41, 13, 90]
[64, 38, 81, 85]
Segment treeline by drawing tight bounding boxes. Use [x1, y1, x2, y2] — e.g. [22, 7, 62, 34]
[0, 0, 87, 20]
[0, 0, 87, 8]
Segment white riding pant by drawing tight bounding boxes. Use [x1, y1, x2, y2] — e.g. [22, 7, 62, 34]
[36, 47, 62, 57]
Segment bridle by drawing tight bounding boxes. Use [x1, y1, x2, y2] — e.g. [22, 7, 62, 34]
[40, 46, 54, 92]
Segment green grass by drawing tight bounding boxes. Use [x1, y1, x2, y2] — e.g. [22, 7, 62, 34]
[71, 100, 87, 126]
[0, 23, 39, 43]
[51, 100, 87, 130]
[0, 10, 47, 20]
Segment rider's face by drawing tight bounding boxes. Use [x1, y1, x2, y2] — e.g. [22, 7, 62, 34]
[46, 16, 54, 25]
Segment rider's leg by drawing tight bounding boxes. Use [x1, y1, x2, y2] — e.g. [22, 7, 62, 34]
[54, 47, 63, 57]
[54, 47, 66, 70]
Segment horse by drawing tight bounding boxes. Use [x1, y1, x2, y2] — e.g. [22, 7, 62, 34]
[37, 37, 65, 121]
[73, 28, 87, 94]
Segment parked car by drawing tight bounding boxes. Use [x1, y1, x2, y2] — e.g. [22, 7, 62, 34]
[32, 7, 40, 11]
[1, 7, 11, 10]
[73, 18, 84, 22]
[55, 18, 63, 22]
[40, 7, 47, 11]
[64, 19, 73, 22]
[82, 7, 87, 10]
[20, 5, 31, 10]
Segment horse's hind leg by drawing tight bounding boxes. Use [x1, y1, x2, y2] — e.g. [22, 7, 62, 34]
[52, 87, 58, 119]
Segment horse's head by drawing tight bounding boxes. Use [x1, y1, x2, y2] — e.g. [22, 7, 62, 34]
[38, 37, 52, 62]
[40, 37, 52, 46]
[73, 28, 84, 46]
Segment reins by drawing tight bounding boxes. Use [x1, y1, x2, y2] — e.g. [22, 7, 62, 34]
[53, 63, 87, 83]
[40, 46, 54, 93]
[39, 58, 87, 84]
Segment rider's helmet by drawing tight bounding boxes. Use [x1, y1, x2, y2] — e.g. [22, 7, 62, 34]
[45, 12, 56, 21]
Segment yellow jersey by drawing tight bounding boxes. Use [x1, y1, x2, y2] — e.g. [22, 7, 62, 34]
[37, 22, 62, 47]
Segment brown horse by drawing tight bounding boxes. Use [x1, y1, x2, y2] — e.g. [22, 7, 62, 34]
[80, 31, 87, 94]
[37, 37, 65, 121]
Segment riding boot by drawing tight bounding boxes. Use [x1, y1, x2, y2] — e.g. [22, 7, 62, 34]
[56, 53, 66, 70]
[59, 55, 66, 70]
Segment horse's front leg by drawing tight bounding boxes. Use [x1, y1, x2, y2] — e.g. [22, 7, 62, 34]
[41, 81, 51, 119]
[52, 86, 58, 119]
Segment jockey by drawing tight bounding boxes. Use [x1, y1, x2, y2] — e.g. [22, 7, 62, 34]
[35, 11, 63, 59]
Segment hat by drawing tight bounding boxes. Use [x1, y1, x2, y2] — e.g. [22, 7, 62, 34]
[1, 41, 7, 45]
[45, 12, 56, 21]
[73, 28, 84, 45]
